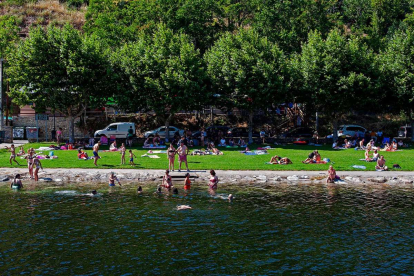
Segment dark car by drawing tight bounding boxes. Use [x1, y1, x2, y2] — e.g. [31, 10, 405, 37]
[281, 127, 315, 138]
[192, 126, 230, 139]
[227, 127, 260, 138]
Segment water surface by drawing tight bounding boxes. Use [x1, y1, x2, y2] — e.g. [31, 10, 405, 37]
[1, 183, 414, 275]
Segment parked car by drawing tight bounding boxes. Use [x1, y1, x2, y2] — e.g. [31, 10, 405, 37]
[337, 125, 366, 138]
[94, 122, 135, 139]
[280, 127, 315, 138]
[192, 126, 230, 139]
[398, 125, 412, 138]
[227, 127, 260, 138]
[144, 126, 184, 138]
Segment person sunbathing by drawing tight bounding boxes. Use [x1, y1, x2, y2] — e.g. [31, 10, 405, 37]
[364, 149, 372, 162]
[212, 147, 223, 155]
[17, 146, 25, 156]
[372, 149, 379, 161]
[78, 149, 89, 160]
[313, 150, 321, 163]
[302, 150, 316, 164]
[366, 142, 372, 152]
[109, 141, 118, 151]
[144, 138, 151, 147]
[375, 155, 388, 171]
[326, 165, 337, 183]
[279, 157, 292, 164]
[359, 139, 365, 149]
[391, 141, 398, 151]
[270, 155, 281, 164]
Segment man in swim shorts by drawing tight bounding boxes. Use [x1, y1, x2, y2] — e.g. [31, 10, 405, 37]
[177, 141, 189, 172]
[93, 141, 101, 166]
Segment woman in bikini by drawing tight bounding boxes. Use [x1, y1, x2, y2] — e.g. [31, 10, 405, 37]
[32, 157, 43, 182]
[26, 151, 34, 179]
[162, 170, 173, 190]
[168, 144, 176, 171]
[120, 143, 126, 164]
[279, 157, 292, 165]
[9, 144, 20, 166]
[270, 155, 281, 164]
[208, 170, 219, 190]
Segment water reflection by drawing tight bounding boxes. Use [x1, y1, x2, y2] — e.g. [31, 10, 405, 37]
[1, 183, 414, 275]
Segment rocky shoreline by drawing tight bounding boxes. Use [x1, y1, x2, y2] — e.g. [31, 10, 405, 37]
[0, 168, 413, 186]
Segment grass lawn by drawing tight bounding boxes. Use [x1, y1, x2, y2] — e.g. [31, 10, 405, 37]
[0, 142, 411, 171]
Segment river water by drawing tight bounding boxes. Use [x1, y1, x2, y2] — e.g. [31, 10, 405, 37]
[1, 182, 414, 275]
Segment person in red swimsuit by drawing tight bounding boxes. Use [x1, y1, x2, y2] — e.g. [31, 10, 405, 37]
[184, 173, 191, 190]
[208, 170, 219, 190]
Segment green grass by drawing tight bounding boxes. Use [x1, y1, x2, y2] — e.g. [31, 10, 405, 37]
[0, 142, 411, 171]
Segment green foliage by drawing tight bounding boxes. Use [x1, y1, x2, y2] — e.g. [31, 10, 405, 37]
[0, 15, 19, 59]
[7, 24, 115, 142]
[112, 24, 207, 121]
[297, 30, 375, 138]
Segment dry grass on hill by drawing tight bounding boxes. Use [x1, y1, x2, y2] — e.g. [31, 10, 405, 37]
[0, 0, 86, 34]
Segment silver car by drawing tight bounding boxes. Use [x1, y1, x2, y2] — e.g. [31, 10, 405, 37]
[144, 126, 184, 138]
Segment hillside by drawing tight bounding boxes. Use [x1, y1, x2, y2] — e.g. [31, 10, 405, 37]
[0, 0, 86, 36]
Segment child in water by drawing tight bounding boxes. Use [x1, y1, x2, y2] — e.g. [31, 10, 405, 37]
[109, 172, 121, 186]
[184, 173, 191, 190]
[10, 174, 23, 189]
[129, 150, 137, 166]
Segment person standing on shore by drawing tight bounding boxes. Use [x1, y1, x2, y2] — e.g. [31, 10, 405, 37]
[120, 143, 126, 165]
[168, 143, 176, 171]
[9, 144, 20, 166]
[93, 141, 101, 166]
[177, 141, 189, 172]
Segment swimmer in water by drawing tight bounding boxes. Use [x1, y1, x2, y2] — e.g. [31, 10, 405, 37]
[91, 190, 97, 195]
[109, 172, 121, 186]
[162, 170, 173, 190]
[157, 186, 162, 193]
[183, 173, 191, 191]
[137, 186, 143, 194]
[10, 174, 23, 189]
[173, 188, 178, 194]
[228, 194, 233, 201]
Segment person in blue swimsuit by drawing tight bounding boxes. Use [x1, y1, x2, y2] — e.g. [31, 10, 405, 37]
[109, 172, 121, 187]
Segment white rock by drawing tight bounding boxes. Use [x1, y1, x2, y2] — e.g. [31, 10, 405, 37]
[287, 175, 299, 181]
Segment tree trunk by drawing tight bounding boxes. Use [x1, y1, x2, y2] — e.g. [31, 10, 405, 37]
[165, 114, 173, 142]
[69, 116, 75, 143]
[248, 110, 254, 144]
[332, 116, 339, 142]
[410, 110, 414, 142]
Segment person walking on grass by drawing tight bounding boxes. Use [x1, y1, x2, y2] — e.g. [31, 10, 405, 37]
[177, 141, 189, 172]
[9, 144, 20, 166]
[129, 150, 137, 166]
[93, 141, 101, 166]
[120, 143, 126, 165]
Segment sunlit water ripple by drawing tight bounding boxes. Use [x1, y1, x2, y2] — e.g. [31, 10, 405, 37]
[1, 183, 414, 275]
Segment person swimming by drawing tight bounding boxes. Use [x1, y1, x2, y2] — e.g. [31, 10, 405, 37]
[137, 186, 143, 194]
[10, 174, 23, 190]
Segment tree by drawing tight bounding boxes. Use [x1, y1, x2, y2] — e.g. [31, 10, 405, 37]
[297, 30, 375, 141]
[112, 24, 207, 141]
[379, 29, 414, 141]
[206, 28, 287, 143]
[7, 25, 115, 143]
[0, 15, 19, 59]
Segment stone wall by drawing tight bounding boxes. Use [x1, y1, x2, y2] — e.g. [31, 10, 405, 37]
[12, 116, 86, 141]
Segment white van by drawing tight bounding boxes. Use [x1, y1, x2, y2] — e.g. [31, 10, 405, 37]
[94, 122, 135, 139]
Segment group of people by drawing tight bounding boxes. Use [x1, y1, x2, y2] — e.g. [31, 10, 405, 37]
[160, 169, 219, 193]
[302, 150, 323, 164]
[269, 155, 292, 165]
[167, 142, 190, 171]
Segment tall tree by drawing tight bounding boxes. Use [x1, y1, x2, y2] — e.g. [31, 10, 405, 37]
[297, 30, 375, 140]
[0, 15, 19, 59]
[7, 25, 115, 143]
[379, 29, 414, 141]
[112, 24, 207, 141]
[206, 28, 287, 143]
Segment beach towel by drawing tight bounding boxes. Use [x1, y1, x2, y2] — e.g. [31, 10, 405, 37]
[36, 147, 54, 151]
[352, 165, 366, 169]
[244, 152, 256, 156]
[141, 154, 161, 158]
[147, 150, 167, 154]
[225, 145, 239, 148]
[257, 147, 274, 150]
[254, 150, 268, 155]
